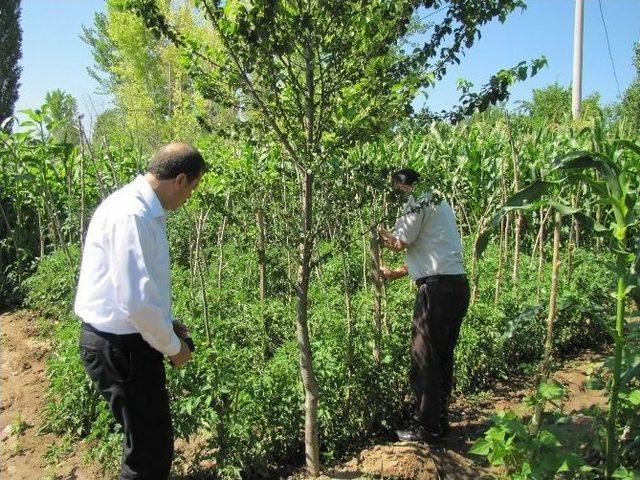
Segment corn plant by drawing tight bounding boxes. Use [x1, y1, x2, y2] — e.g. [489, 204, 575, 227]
[477, 134, 640, 477]
[552, 140, 639, 477]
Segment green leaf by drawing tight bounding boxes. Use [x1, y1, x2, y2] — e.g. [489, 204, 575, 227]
[469, 438, 491, 456]
[537, 428, 560, 447]
[584, 376, 605, 390]
[504, 180, 555, 209]
[538, 379, 565, 400]
[612, 466, 640, 479]
[621, 389, 640, 406]
[547, 201, 580, 216]
[553, 150, 617, 174]
[553, 150, 621, 197]
[614, 139, 640, 158]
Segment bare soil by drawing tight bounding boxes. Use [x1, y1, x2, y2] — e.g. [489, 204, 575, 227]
[0, 310, 101, 479]
[1, 310, 608, 479]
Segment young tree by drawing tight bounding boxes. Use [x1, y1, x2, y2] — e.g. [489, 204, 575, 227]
[81, 12, 119, 95]
[520, 83, 601, 125]
[82, 0, 219, 152]
[125, 0, 544, 474]
[43, 89, 81, 145]
[0, 0, 22, 130]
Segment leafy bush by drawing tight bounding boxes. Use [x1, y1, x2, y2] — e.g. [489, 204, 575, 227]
[40, 316, 104, 436]
[0, 251, 35, 311]
[22, 246, 79, 318]
[24, 240, 614, 478]
[470, 409, 590, 479]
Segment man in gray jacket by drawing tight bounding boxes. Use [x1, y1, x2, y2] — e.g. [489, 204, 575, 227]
[379, 168, 470, 444]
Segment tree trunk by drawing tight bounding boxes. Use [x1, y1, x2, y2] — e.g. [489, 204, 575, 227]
[536, 207, 550, 303]
[296, 171, 320, 477]
[494, 154, 508, 304]
[531, 211, 561, 434]
[217, 194, 230, 291]
[78, 119, 86, 251]
[37, 208, 45, 258]
[572, 190, 580, 248]
[507, 115, 521, 282]
[256, 209, 267, 301]
[341, 245, 354, 379]
[78, 121, 108, 199]
[567, 194, 575, 283]
[194, 208, 212, 346]
[503, 213, 511, 270]
[595, 206, 603, 251]
[40, 182, 73, 267]
[494, 216, 505, 305]
[512, 211, 521, 281]
[298, 23, 320, 474]
[0, 199, 18, 257]
[360, 216, 368, 290]
[470, 229, 480, 304]
[256, 208, 270, 359]
[369, 227, 382, 365]
[187, 227, 198, 319]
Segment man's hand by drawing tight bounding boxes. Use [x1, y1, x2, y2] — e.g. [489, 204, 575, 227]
[379, 265, 408, 282]
[173, 320, 195, 352]
[378, 229, 393, 244]
[169, 339, 192, 368]
[378, 229, 407, 252]
[379, 266, 393, 282]
[172, 320, 189, 339]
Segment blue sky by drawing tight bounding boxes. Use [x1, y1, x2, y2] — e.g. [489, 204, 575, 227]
[15, 0, 640, 123]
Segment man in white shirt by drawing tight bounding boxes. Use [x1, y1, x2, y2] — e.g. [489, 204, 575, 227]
[75, 142, 206, 479]
[378, 168, 469, 445]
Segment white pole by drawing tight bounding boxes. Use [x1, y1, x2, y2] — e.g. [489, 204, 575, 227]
[572, 0, 584, 119]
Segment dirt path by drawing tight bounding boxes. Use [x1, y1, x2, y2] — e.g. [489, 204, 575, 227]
[0, 310, 102, 480]
[1, 310, 609, 479]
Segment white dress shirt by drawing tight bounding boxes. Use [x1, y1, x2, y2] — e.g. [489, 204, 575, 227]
[393, 193, 465, 280]
[74, 175, 181, 356]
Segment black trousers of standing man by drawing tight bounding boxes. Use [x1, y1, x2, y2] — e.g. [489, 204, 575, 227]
[410, 274, 470, 435]
[79, 323, 174, 480]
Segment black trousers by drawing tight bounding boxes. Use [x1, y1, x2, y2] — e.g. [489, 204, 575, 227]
[79, 323, 174, 480]
[410, 274, 470, 433]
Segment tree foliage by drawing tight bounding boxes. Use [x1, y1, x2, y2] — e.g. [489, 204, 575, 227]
[82, 0, 221, 152]
[121, 0, 548, 475]
[620, 43, 640, 130]
[520, 82, 602, 125]
[0, 0, 22, 130]
[43, 89, 81, 145]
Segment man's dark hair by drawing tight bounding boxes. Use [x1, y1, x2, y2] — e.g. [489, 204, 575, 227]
[391, 168, 421, 186]
[148, 143, 207, 182]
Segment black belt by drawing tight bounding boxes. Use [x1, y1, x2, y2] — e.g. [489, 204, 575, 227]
[81, 322, 195, 353]
[81, 322, 144, 342]
[415, 274, 467, 287]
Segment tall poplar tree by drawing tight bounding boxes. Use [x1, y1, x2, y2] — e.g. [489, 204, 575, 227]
[0, 0, 23, 130]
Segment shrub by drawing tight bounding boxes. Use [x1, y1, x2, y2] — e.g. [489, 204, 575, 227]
[24, 242, 614, 478]
[22, 246, 79, 318]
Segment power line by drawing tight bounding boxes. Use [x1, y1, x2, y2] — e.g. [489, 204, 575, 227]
[417, 5, 449, 23]
[598, 0, 622, 98]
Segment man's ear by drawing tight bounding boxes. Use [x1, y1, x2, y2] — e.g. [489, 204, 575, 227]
[175, 173, 189, 188]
